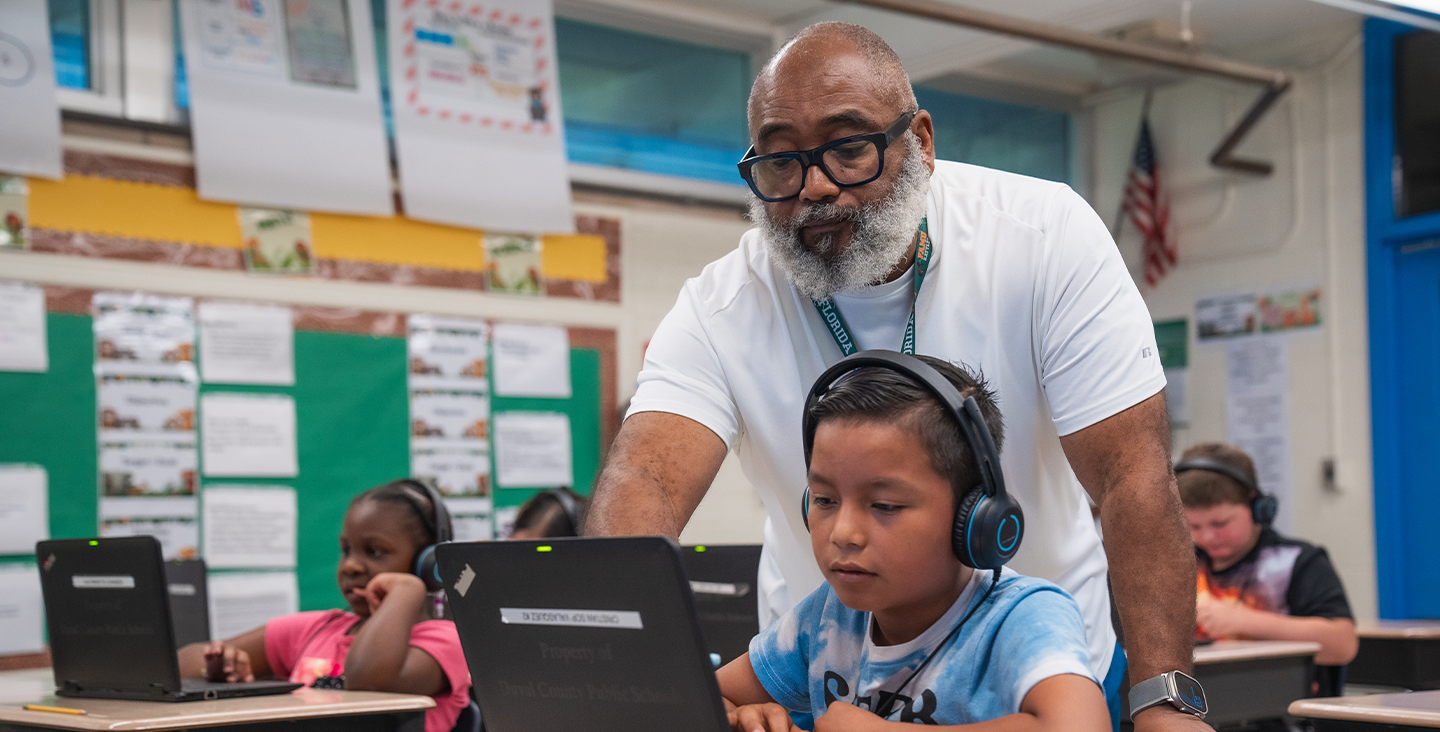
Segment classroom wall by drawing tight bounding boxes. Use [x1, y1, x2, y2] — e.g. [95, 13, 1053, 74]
[1085, 24, 1378, 619]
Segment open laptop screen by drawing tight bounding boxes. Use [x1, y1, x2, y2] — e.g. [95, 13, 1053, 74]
[437, 537, 730, 732]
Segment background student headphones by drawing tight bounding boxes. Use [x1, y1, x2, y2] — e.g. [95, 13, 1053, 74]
[394, 478, 453, 592]
[512, 488, 585, 538]
[1173, 457, 1278, 526]
[799, 350, 1024, 570]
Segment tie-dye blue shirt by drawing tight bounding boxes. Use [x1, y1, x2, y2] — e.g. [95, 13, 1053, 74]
[748, 568, 1096, 725]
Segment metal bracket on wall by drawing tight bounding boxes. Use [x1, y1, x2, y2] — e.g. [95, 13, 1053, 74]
[836, 0, 1293, 175]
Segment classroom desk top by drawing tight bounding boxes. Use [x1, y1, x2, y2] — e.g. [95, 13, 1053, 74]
[1358, 620, 1440, 639]
[1193, 639, 1322, 664]
[0, 670, 433, 731]
[1289, 690, 1440, 728]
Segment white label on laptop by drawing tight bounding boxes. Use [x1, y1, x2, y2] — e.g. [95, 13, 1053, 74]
[168, 583, 197, 596]
[690, 581, 751, 597]
[500, 608, 644, 630]
[454, 564, 477, 598]
[72, 575, 136, 589]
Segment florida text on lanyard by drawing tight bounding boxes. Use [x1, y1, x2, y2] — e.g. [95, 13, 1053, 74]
[812, 218, 931, 356]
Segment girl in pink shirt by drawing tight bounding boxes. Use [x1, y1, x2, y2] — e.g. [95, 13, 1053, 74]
[178, 481, 471, 732]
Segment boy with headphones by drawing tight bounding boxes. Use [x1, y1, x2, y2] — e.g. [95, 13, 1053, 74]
[716, 352, 1110, 732]
[1177, 443, 1358, 695]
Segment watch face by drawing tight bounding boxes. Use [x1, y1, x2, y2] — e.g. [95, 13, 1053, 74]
[1171, 672, 1208, 714]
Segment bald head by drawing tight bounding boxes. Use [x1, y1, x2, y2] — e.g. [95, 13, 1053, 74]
[748, 22, 917, 133]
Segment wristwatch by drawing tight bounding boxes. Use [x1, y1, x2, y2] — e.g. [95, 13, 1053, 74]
[1129, 671, 1208, 720]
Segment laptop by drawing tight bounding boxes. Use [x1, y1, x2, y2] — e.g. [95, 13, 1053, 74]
[163, 559, 211, 649]
[682, 544, 763, 665]
[437, 537, 731, 732]
[35, 536, 302, 702]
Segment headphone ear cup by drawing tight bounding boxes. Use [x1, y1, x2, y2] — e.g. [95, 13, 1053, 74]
[954, 489, 1024, 570]
[413, 544, 442, 592]
[1253, 494, 1278, 526]
[801, 487, 811, 532]
[953, 489, 986, 566]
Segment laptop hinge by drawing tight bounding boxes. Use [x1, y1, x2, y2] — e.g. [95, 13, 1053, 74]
[149, 683, 168, 701]
[61, 680, 82, 696]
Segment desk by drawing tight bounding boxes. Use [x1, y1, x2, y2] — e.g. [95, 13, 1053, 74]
[1290, 689, 1440, 730]
[1192, 640, 1320, 729]
[1349, 621, 1440, 691]
[0, 670, 433, 732]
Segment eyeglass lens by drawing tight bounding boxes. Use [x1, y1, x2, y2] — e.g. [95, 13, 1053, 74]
[751, 139, 881, 199]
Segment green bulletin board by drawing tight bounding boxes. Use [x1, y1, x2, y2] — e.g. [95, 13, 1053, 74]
[0, 313, 603, 613]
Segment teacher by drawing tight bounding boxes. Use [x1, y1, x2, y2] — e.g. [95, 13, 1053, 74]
[588, 22, 1205, 732]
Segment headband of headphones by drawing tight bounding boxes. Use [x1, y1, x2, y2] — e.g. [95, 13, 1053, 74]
[1174, 456, 1277, 525]
[545, 489, 581, 534]
[395, 479, 453, 544]
[802, 350, 1006, 500]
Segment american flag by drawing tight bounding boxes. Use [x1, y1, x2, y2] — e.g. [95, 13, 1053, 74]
[1122, 117, 1175, 287]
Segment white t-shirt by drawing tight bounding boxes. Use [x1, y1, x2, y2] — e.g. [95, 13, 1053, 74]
[629, 160, 1165, 676]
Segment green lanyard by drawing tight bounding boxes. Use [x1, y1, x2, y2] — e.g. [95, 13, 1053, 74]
[812, 217, 931, 356]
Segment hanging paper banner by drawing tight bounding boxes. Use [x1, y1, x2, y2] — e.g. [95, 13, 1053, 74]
[0, 0, 62, 179]
[389, 0, 574, 233]
[178, 0, 392, 214]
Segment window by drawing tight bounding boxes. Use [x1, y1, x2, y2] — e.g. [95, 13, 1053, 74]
[915, 86, 1072, 186]
[50, 0, 91, 90]
[1394, 30, 1440, 218]
[555, 18, 752, 184]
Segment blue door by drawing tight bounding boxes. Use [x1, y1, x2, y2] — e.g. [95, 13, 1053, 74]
[1367, 19, 1440, 617]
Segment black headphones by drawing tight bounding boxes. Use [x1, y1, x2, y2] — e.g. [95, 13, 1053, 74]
[544, 488, 581, 534]
[800, 350, 1024, 570]
[395, 479, 453, 592]
[1174, 457, 1278, 526]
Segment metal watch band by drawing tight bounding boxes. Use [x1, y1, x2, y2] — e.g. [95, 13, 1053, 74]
[1129, 672, 1207, 720]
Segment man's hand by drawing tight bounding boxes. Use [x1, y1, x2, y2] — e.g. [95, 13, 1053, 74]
[729, 701, 803, 732]
[1196, 600, 1253, 639]
[813, 701, 885, 732]
[202, 640, 254, 682]
[1132, 706, 1214, 732]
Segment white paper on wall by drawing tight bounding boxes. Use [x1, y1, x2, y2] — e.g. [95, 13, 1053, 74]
[207, 571, 298, 640]
[202, 486, 297, 569]
[100, 495, 200, 560]
[388, 0, 573, 232]
[201, 393, 299, 477]
[98, 375, 198, 442]
[0, 564, 45, 656]
[0, 465, 47, 555]
[199, 302, 295, 385]
[445, 496, 494, 542]
[492, 323, 570, 398]
[408, 315, 489, 392]
[410, 390, 490, 450]
[493, 411, 571, 488]
[494, 504, 519, 540]
[1226, 335, 1292, 532]
[92, 292, 197, 379]
[100, 443, 199, 496]
[0, 0, 62, 179]
[0, 282, 48, 372]
[179, 0, 392, 214]
[412, 449, 491, 497]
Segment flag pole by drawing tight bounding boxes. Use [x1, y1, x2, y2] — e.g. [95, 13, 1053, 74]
[1112, 88, 1155, 239]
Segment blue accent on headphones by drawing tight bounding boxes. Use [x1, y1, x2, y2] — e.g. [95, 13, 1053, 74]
[800, 350, 1025, 569]
[1173, 457, 1278, 526]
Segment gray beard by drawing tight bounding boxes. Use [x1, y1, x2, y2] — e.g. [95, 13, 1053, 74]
[751, 135, 931, 302]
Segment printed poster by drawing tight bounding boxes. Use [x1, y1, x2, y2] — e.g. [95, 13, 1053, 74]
[389, 0, 574, 232]
[1197, 286, 1321, 342]
[0, 281, 47, 372]
[98, 375, 198, 442]
[484, 233, 543, 295]
[445, 496, 494, 542]
[412, 449, 491, 496]
[100, 443, 199, 496]
[202, 485, 297, 568]
[0, 465, 48, 554]
[92, 292, 197, 379]
[408, 315, 489, 391]
[199, 301, 296, 385]
[239, 208, 315, 275]
[0, 564, 45, 655]
[492, 323, 569, 397]
[180, 0, 393, 214]
[100, 496, 200, 560]
[208, 571, 298, 640]
[493, 411, 570, 488]
[201, 393, 299, 477]
[1226, 336, 1292, 532]
[0, 0, 62, 179]
[411, 390, 490, 450]
[0, 176, 28, 249]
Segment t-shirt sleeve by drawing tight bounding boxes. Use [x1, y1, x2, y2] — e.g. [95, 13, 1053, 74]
[1034, 186, 1167, 436]
[747, 589, 822, 711]
[409, 620, 472, 732]
[1285, 546, 1353, 620]
[628, 283, 742, 448]
[986, 586, 1097, 714]
[264, 610, 334, 680]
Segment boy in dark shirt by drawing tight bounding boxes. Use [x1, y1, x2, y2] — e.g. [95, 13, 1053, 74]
[1177, 442, 1358, 696]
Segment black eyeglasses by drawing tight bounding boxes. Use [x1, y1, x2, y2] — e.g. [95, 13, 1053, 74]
[736, 110, 917, 202]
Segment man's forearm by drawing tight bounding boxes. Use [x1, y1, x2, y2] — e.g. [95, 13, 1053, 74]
[587, 462, 687, 536]
[1102, 471, 1197, 682]
[583, 411, 728, 537]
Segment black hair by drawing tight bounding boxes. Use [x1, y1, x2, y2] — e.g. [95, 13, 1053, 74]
[349, 479, 444, 547]
[805, 355, 1004, 505]
[512, 487, 590, 538]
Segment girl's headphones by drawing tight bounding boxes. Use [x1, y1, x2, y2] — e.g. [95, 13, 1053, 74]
[544, 488, 581, 534]
[1173, 457, 1278, 526]
[395, 479, 453, 592]
[800, 350, 1024, 570]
